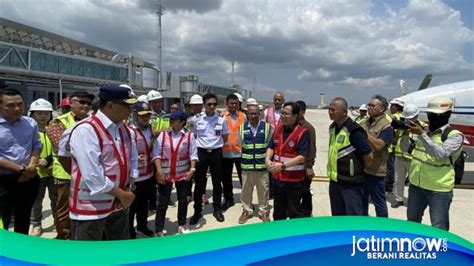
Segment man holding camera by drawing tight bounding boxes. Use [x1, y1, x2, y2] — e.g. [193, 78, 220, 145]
[390, 104, 427, 208]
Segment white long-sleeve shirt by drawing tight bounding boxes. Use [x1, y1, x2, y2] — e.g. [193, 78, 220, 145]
[69, 110, 138, 198]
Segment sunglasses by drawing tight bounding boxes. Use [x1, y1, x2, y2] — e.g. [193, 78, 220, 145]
[71, 99, 92, 106]
[206, 103, 218, 107]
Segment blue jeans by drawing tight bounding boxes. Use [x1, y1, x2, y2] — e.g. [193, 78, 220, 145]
[362, 175, 388, 217]
[407, 185, 453, 231]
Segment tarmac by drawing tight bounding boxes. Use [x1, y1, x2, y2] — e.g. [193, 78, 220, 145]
[31, 109, 474, 242]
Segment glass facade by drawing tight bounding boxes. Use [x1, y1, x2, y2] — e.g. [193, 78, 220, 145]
[0, 43, 128, 82]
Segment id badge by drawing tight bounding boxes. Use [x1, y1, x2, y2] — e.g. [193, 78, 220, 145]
[215, 124, 223, 136]
[337, 135, 345, 143]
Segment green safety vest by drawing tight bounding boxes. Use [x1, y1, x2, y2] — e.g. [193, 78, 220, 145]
[327, 119, 366, 183]
[409, 128, 463, 192]
[52, 112, 76, 180]
[150, 111, 170, 133]
[38, 131, 53, 178]
[354, 115, 366, 124]
[240, 121, 270, 171]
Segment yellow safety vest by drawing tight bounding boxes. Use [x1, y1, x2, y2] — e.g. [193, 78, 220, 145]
[327, 119, 366, 183]
[409, 129, 463, 192]
[52, 112, 76, 180]
[38, 131, 53, 178]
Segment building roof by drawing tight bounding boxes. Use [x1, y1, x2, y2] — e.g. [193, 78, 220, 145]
[0, 17, 116, 61]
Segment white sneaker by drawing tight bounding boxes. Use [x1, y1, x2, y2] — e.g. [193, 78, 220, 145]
[177, 225, 190, 234]
[31, 226, 43, 237]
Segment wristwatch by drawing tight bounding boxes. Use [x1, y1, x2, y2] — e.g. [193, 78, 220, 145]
[281, 162, 287, 170]
[18, 165, 26, 174]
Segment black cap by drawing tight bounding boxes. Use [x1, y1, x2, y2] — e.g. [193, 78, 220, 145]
[99, 84, 137, 104]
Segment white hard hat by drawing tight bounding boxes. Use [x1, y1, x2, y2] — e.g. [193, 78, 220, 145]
[190, 94, 203, 104]
[119, 84, 136, 97]
[258, 104, 264, 111]
[359, 104, 368, 111]
[401, 103, 419, 119]
[426, 97, 453, 114]
[137, 95, 148, 103]
[246, 98, 258, 106]
[234, 92, 243, 103]
[390, 98, 405, 108]
[29, 98, 53, 112]
[147, 90, 163, 101]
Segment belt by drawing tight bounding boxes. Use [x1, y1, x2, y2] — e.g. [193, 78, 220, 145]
[198, 147, 222, 153]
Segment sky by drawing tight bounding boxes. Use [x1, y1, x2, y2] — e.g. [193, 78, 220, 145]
[1, 0, 473, 105]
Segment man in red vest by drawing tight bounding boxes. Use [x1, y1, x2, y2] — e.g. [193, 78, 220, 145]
[265, 102, 309, 220]
[68, 85, 137, 240]
[263, 92, 284, 129]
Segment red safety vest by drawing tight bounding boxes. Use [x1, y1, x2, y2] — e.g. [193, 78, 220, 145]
[273, 123, 307, 182]
[130, 126, 153, 181]
[265, 106, 280, 129]
[69, 115, 132, 216]
[160, 130, 192, 183]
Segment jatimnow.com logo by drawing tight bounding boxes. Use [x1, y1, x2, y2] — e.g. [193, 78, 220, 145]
[351, 235, 448, 260]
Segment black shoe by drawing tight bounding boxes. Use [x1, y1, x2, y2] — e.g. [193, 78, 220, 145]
[168, 200, 176, 207]
[137, 227, 155, 237]
[189, 213, 202, 225]
[213, 209, 225, 222]
[221, 201, 235, 211]
[391, 201, 404, 208]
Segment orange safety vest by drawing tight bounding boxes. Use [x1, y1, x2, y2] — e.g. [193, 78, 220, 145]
[273, 123, 307, 182]
[222, 111, 246, 154]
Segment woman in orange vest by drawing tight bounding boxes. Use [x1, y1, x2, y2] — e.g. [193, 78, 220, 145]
[265, 102, 309, 221]
[153, 110, 198, 236]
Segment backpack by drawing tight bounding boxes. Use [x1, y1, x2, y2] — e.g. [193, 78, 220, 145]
[441, 127, 467, 184]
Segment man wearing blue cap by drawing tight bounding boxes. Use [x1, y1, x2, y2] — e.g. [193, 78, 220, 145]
[128, 101, 155, 238]
[68, 85, 139, 240]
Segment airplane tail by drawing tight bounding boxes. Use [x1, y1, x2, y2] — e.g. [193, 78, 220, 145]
[418, 74, 432, 91]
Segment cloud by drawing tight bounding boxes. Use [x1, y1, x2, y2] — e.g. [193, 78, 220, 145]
[0, 0, 472, 105]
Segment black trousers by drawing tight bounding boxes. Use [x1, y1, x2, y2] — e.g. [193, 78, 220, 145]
[301, 176, 313, 217]
[129, 177, 154, 237]
[193, 148, 224, 214]
[272, 179, 304, 221]
[222, 157, 242, 203]
[329, 180, 366, 216]
[155, 180, 188, 231]
[71, 208, 130, 241]
[0, 174, 40, 234]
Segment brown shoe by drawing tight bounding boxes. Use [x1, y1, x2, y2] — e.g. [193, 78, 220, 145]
[238, 211, 253, 224]
[259, 213, 271, 222]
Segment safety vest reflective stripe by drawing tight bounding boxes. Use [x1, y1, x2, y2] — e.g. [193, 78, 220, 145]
[69, 116, 132, 215]
[130, 127, 153, 180]
[337, 146, 356, 159]
[52, 112, 76, 180]
[160, 130, 191, 182]
[273, 123, 306, 182]
[223, 111, 246, 152]
[240, 121, 270, 171]
[409, 129, 462, 192]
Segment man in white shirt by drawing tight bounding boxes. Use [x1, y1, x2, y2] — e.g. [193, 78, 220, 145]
[68, 85, 138, 240]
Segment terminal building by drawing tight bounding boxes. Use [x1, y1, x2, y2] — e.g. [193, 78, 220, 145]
[0, 17, 251, 110]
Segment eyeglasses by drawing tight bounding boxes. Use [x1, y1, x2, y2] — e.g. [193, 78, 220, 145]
[248, 113, 259, 116]
[367, 104, 377, 108]
[206, 103, 218, 107]
[71, 99, 92, 106]
[280, 112, 292, 117]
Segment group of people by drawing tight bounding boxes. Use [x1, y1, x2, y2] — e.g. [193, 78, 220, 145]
[0, 83, 464, 241]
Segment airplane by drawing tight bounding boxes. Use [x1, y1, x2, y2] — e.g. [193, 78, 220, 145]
[396, 76, 474, 148]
